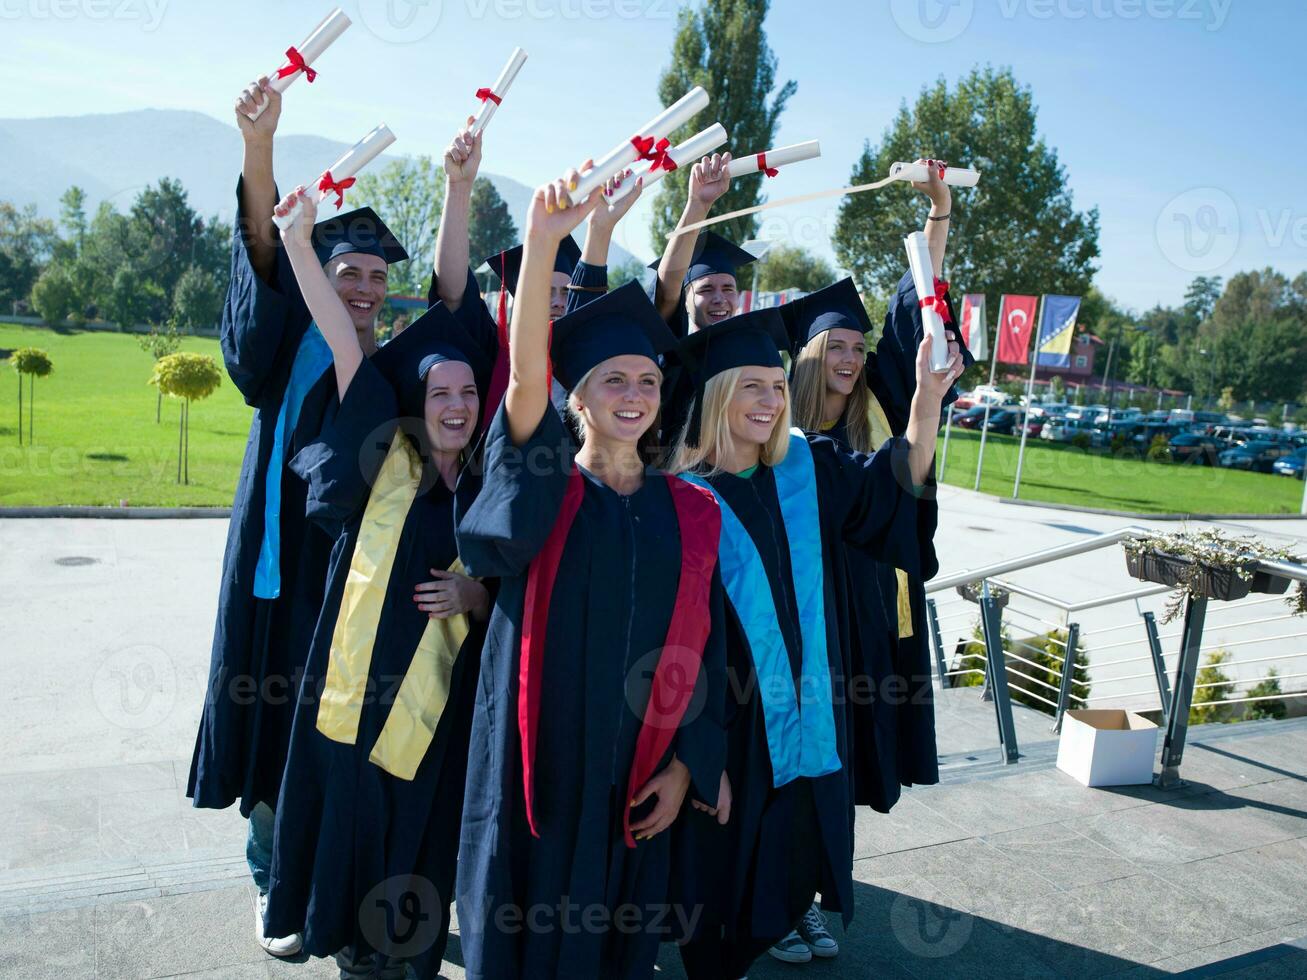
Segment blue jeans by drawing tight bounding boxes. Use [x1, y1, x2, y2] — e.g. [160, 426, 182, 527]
[246, 801, 275, 894]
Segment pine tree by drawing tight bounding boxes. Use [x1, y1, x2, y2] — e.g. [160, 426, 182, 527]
[468, 178, 519, 290]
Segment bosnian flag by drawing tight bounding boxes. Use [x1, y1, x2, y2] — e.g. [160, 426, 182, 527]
[1035, 294, 1082, 369]
[959, 293, 989, 361]
[995, 294, 1039, 365]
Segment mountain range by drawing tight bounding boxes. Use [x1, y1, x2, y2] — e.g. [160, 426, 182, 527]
[0, 108, 638, 270]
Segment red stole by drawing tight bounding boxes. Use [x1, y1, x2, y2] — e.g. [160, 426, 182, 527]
[517, 470, 721, 847]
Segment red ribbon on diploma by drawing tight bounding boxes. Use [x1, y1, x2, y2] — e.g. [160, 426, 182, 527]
[919, 278, 953, 324]
[476, 87, 502, 106]
[277, 47, 317, 83]
[757, 152, 779, 178]
[318, 170, 356, 208]
[646, 138, 676, 173]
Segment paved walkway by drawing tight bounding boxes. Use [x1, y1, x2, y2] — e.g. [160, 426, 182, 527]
[2, 493, 1306, 978]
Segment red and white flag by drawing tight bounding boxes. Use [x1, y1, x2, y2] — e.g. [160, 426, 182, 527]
[959, 294, 989, 361]
[995, 294, 1039, 365]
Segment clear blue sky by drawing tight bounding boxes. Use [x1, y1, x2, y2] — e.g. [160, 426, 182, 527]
[4, 0, 1304, 312]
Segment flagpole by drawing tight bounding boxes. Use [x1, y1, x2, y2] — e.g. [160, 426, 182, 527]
[973, 299, 1003, 492]
[939, 403, 954, 481]
[1011, 295, 1045, 499]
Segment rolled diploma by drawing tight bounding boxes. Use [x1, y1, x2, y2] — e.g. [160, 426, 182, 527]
[726, 139, 821, 177]
[889, 161, 981, 187]
[567, 86, 711, 206]
[606, 123, 728, 205]
[904, 231, 950, 373]
[273, 124, 396, 231]
[469, 47, 528, 137]
[250, 8, 352, 121]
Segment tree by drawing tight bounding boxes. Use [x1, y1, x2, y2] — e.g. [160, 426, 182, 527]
[468, 178, 518, 291]
[1184, 275, 1222, 323]
[60, 186, 88, 254]
[107, 264, 165, 331]
[1189, 269, 1307, 402]
[754, 244, 835, 293]
[12, 347, 52, 446]
[350, 155, 444, 297]
[173, 265, 223, 331]
[833, 67, 1100, 305]
[0, 201, 59, 314]
[30, 261, 82, 326]
[138, 318, 183, 422]
[1244, 669, 1287, 721]
[650, 0, 796, 248]
[609, 257, 648, 289]
[127, 177, 205, 304]
[149, 352, 222, 484]
[1217, 386, 1235, 412]
[1190, 650, 1235, 725]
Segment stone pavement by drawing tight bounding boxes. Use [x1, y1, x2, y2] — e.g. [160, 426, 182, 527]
[2, 491, 1306, 978]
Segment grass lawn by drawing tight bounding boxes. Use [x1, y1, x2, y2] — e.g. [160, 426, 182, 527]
[2, 323, 1303, 513]
[937, 426, 1303, 515]
[1, 323, 252, 507]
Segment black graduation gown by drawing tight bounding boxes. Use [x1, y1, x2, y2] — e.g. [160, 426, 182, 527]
[188, 179, 340, 815]
[672, 434, 938, 947]
[453, 405, 727, 980]
[262, 359, 489, 978]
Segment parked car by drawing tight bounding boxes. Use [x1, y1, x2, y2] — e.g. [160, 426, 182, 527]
[1272, 448, 1306, 479]
[1041, 417, 1096, 442]
[1168, 433, 1225, 466]
[1217, 441, 1297, 473]
[968, 385, 1011, 406]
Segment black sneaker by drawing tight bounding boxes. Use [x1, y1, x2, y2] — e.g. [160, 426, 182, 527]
[768, 929, 812, 963]
[797, 903, 839, 958]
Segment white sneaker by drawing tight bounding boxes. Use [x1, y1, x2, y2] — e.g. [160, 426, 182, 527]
[768, 929, 812, 963]
[255, 891, 303, 957]
[798, 902, 839, 958]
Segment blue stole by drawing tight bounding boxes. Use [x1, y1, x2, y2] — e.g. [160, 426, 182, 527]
[253, 324, 333, 599]
[680, 430, 841, 786]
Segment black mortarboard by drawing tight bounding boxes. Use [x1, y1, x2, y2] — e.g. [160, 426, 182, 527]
[646, 231, 757, 288]
[780, 277, 873, 355]
[672, 306, 789, 447]
[549, 280, 677, 391]
[373, 303, 494, 419]
[312, 206, 409, 265]
[484, 235, 581, 296]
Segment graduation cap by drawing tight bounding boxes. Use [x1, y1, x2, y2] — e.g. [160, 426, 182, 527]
[779, 277, 873, 356]
[373, 303, 494, 419]
[484, 235, 582, 296]
[549, 280, 677, 392]
[311, 206, 409, 265]
[648, 231, 757, 289]
[672, 306, 789, 447]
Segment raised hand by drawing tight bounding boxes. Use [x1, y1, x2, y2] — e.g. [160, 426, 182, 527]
[589, 169, 643, 235]
[274, 187, 315, 244]
[234, 76, 280, 141]
[525, 163, 604, 245]
[444, 116, 483, 186]
[914, 332, 964, 408]
[689, 152, 732, 210]
[911, 156, 952, 209]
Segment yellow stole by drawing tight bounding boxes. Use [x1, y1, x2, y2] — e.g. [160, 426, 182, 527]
[866, 394, 915, 640]
[315, 431, 471, 780]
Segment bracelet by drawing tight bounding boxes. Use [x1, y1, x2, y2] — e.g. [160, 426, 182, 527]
[927, 212, 951, 222]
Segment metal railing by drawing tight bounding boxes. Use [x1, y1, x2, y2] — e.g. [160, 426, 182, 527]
[925, 526, 1307, 786]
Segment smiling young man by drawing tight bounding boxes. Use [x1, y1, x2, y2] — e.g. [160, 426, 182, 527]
[186, 76, 409, 960]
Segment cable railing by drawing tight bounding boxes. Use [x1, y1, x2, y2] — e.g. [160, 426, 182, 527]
[924, 526, 1307, 786]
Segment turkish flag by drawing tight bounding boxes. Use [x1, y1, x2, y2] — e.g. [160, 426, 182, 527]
[995, 294, 1039, 365]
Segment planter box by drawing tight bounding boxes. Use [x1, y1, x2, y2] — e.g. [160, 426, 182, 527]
[1125, 549, 1292, 601]
[1056, 709, 1158, 787]
[956, 581, 1010, 609]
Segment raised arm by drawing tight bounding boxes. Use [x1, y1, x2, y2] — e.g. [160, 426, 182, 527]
[910, 157, 953, 276]
[505, 166, 602, 446]
[233, 76, 282, 285]
[654, 153, 731, 321]
[433, 116, 483, 313]
[582, 169, 642, 266]
[276, 189, 363, 400]
[905, 333, 963, 484]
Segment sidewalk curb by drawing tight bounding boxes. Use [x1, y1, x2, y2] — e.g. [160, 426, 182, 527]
[0, 507, 230, 519]
[994, 497, 1306, 521]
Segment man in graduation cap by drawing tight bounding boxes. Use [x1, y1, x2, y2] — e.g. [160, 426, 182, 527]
[429, 119, 643, 424]
[187, 76, 409, 958]
[650, 152, 757, 338]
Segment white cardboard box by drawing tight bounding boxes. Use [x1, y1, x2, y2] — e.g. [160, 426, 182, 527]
[1056, 709, 1158, 787]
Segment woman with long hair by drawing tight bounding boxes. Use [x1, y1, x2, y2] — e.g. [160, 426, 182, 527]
[664, 307, 961, 980]
[453, 167, 728, 980]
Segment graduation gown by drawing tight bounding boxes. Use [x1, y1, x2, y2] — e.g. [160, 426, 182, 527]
[453, 405, 727, 980]
[672, 432, 938, 946]
[188, 179, 342, 815]
[263, 359, 488, 978]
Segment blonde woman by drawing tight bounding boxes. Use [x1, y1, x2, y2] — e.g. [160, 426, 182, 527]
[664, 308, 961, 980]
